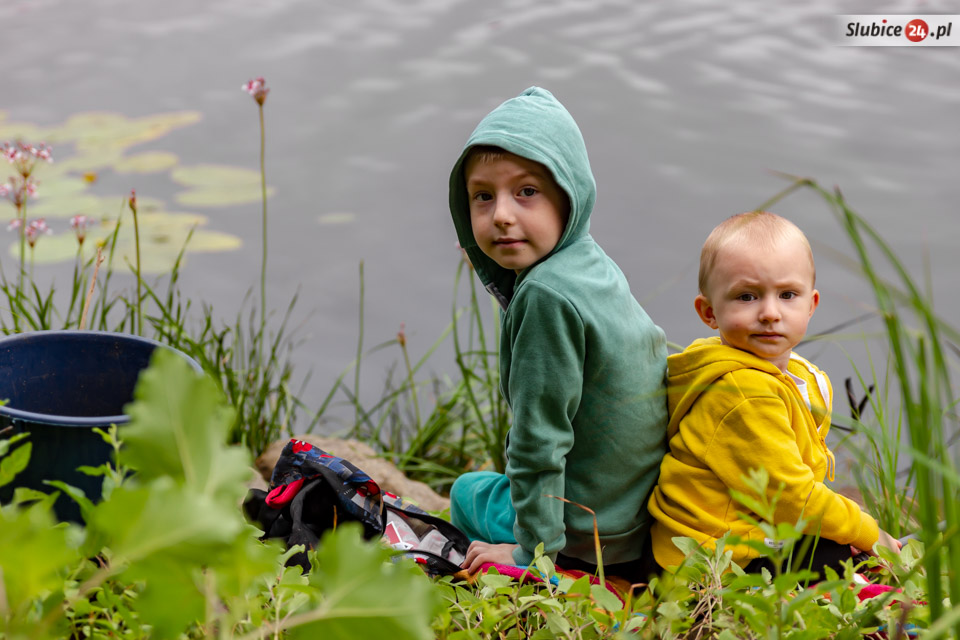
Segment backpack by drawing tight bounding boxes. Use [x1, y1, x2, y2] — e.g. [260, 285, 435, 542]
[243, 438, 470, 577]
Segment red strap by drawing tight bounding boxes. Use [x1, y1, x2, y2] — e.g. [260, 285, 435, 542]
[265, 477, 305, 507]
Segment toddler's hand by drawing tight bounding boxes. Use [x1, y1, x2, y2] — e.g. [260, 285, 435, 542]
[462, 541, 520, 574]
[873, 529, 901, 555]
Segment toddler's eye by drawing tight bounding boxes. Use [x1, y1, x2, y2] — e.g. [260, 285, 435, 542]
[519, 186, 538, 197]
[780, 291, 797, 300]
[736, 293, 756, 302]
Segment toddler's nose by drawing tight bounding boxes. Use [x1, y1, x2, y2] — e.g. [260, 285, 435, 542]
[758, 298, 781, 322]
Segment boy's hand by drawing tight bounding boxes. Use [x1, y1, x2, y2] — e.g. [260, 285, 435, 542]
[462, 541, 520, 574]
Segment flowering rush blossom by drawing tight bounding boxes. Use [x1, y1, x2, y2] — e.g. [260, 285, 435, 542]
[70, 214, 96, 246]
[0, 176, 38, 209]
[25, 218, 52, 248]
[7, 218, 21, 232]
[242, 77, 270, 105]
[2, 141, 53, 178]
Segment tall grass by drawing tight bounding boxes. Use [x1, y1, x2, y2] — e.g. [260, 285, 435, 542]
[0, 195, 301, 456]
[763, 175, 960, 632]
[335, 254, 511, 493]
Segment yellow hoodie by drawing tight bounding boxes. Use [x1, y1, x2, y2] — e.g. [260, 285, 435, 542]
[648, 337, 879, 569]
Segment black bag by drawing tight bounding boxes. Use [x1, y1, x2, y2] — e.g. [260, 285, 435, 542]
[244, 439, 470, 576]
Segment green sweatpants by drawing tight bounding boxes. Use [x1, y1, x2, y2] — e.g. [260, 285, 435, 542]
[449, 470, 517, 544]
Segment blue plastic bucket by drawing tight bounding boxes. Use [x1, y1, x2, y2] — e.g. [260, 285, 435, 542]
[0, 330, 202, 521]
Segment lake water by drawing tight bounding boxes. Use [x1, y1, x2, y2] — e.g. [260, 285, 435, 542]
[3, 0, 958, 464]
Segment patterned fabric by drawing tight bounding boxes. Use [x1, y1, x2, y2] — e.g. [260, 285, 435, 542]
[245, 438, 470, 578]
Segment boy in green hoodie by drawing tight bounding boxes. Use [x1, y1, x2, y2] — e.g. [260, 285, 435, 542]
[647, 211, 898, 575]
[448, 87, 668, 581]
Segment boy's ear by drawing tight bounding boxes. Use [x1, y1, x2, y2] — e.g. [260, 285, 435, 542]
[809, 289, 820, 316]
[694, 294, 719, 329]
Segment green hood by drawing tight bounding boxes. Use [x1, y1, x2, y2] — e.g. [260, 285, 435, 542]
[448, 86, 596, 308]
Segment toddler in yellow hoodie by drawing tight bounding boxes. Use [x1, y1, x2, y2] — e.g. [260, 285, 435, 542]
[648, 211, 898, 575]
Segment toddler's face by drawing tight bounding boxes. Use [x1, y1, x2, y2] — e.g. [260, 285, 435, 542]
[465, 152, 568, 274]
[695, 238, 819, 372]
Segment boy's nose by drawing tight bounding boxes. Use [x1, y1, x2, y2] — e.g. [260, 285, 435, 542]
[492, 200, 516, 226]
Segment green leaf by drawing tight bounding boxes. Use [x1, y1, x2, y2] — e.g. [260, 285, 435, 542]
[478, 573, 514, 589]
[0, 441, 32, 488]
[656, 599, 685, 619]
[565, 574, 592, 597]
[589, 582, 622, 612]
[123, 556, 204, 640]
[118, 348, 249, 500]
[0, 431, 30, 457]
[544, 610, 571, 635]
[43, 480, 95, 522]
[670, 535, 705, 558]
[0, 501, 80, 616]
[88, 479, 242, 566]
[10, 486, 52, 506]
[289, 523, 443, 640]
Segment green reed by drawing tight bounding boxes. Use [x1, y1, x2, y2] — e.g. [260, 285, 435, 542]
[763, 175, 960, 632]
[334, 256, 510, 492]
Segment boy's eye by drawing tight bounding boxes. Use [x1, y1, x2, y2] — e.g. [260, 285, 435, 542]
[736, 293, 756, 302]
[780, 291, 797, 300]
[519, 186, 537, 197]
[472, 192, 492, 202]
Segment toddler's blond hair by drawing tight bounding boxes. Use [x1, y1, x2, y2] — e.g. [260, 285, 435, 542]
[698, 211, 815, 295]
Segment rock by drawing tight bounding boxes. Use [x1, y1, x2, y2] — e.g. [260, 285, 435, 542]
[256, 435, 450, 513]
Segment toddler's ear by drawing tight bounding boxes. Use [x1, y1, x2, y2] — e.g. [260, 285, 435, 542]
[694, 295, 719, 330]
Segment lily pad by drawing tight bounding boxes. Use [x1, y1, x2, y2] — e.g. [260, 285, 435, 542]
[175, 185, 275, 207]
[0, 118, 48, 143]
[25, 193, 166, 220]
[170, 164, 262, 187]
[9, 210, 242, 274]
[317, 212, 356, 225]
[113, 151, 180, 174]
[172, 164, 274, 207]
[70, 112, 202, 153]
[43, 149, 125, 178]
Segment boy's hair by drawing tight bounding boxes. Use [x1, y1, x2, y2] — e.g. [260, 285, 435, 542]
[464, 145, 510, 168]
[698, 211, 815, 295]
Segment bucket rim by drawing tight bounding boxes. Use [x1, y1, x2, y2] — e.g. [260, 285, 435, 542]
[0, 329, 202, 425]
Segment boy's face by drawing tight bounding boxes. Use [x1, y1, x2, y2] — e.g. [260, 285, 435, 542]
[465, 151, 568, 274]
[695, 237, 819, 372]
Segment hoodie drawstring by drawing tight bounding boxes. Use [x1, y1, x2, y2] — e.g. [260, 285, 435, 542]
[820, 438, 836, 482]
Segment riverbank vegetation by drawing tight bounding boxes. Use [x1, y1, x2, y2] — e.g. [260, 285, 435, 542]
[0, 101, 957, 637]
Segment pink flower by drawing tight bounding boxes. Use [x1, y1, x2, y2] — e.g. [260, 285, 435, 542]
[242, 77, 270, 106]
[70, 214, 96, 246]
[7, 218, 21, 232]
[2, 141, 53, 178]
[128, 188, 137, 211]
[25, 217, 51, 248]
[396, 322, 407, 347]
[0, 178, 36, 208]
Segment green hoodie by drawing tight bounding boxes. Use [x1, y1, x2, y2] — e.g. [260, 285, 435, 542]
[448, 87, 668, 565]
